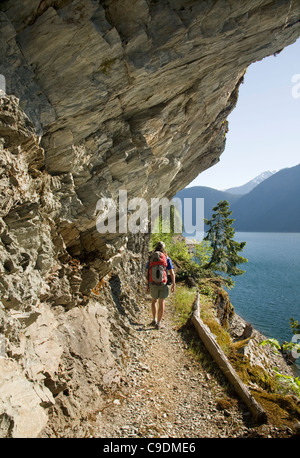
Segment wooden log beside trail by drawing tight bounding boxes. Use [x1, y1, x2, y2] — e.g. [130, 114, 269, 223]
[191, 293, 267, 424]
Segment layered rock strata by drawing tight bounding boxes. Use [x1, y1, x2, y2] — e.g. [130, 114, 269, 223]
[0, 0, 300, 437]
[0, 95, 148, 436]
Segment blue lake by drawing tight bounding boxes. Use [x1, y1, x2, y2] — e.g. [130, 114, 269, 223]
[227, 232, 300, 348]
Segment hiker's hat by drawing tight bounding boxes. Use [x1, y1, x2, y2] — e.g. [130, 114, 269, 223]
[156, 241, 165, 251]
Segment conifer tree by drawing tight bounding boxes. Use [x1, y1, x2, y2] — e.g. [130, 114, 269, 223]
[204, 200, 247, 278]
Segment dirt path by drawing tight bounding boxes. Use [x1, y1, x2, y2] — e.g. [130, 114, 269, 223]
[90, 295, 255, 438]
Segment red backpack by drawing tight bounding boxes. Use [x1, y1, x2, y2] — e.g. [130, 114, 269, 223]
[148, 251, 168, 285]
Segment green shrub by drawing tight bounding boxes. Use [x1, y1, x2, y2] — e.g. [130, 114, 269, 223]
[173, 285, 197, 327]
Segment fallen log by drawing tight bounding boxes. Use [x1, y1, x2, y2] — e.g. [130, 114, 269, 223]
[191, 293, 267, 424]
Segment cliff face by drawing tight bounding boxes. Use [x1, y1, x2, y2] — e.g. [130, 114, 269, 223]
[0, 96, 148, 437]
[0, 0, 300, 437]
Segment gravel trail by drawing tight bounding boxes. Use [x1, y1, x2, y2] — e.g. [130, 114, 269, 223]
[92, 297, 253, 438]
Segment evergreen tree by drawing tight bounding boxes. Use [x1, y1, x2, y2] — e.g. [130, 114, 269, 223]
[204, 200, 247, 278]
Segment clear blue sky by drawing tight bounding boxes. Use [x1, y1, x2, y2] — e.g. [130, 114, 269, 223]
[187, 37, 300, 190]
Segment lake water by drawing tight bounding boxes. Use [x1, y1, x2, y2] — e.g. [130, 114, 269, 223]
[227, 232, 300, 349]
[188, 231, 300, 371]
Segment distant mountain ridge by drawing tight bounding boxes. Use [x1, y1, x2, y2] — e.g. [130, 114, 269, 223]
[224, 170, 277, 195]
[174, 164, 300, 234]
[174, 186, 241, 234]
[231, 164, 300, 232]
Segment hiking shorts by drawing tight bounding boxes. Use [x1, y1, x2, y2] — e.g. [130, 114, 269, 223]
[150, 283, 169, 300]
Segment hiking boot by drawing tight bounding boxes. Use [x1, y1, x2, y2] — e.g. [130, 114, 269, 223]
[156, 322, 164, 330]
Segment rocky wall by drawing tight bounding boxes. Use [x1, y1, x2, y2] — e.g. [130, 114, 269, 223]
[0, 0, 300, 437]
[0, 96, 149, 436]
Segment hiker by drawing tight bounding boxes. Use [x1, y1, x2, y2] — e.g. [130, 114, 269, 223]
[146, 241, 175, 330]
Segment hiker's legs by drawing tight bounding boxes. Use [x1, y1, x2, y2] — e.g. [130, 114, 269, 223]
[151, 299, 157, 321]
[149, 284, 168, 328]
[157, 299, 165, 323]
[156, 285, 169, 328]
[150, 285, 160, 323]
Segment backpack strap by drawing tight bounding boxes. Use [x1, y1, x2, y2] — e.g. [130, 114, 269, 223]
[147, 252, 151, 286]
